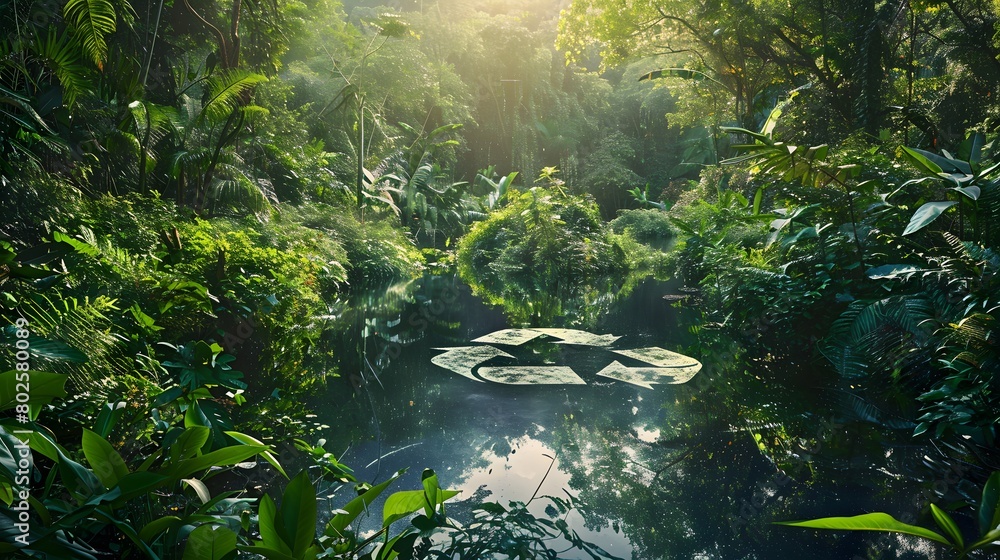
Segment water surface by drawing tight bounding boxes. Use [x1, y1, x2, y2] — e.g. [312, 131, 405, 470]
[312, 273, 934, 559]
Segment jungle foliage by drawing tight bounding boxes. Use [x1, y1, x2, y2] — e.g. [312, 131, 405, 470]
[4, 0, 1000, 557]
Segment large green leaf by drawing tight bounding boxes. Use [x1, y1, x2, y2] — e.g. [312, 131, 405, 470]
[277, 472, 317, 558]
[901, 146, 967, 175]
[957, 132, 987, 165]
[63, 0, 117, 68]
[182, 524, 238, 560]
[969, 526, 1000, 550]
[902, 201, 958, 235]
[139, 515, 184, 543]
[776, 512, 952, 546]
[760, 88, 804, 138]
[381, 471, 450, 533]
[200, 70, 268, 124]
[980, 472, 1000, 535]
[258, 494, 291, 555]
[81, 429, 129, 488]
[929, 504, 964, 549]
[225, 431, 287, 479]
[182, 478, 212, 504]
[93, 401, 127, 439]
[382, 487, 460, 528]
[952, 186, 981, 200]
[112, 471, 169, 503]
[158, 444, 269, 480]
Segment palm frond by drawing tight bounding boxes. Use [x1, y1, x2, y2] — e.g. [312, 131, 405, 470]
[822, 296, 937, 380]
[209, 175, 272, 215]
[31, 28, 91, 108]
[17, 294, 134, 390]
[833, 389, 916, 430]
[63, 0, 117, 69]
[200, 69, 267, 124]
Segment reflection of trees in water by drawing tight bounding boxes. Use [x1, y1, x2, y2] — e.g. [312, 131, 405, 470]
[551, 407, 852, 558]
[316, 274, 473, 446]
[465, 267, 651, 328]
[544, 328, 940, 559]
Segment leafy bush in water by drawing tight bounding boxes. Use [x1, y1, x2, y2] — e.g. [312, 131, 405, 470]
[457, 189, 632, 320]
[610, 208, 675, 246]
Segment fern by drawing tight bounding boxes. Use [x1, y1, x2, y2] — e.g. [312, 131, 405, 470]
[63, 0, 117, 70]
[944, 313, 998, 371]
[0, 84, 65, 176]
[831, 389, 916, 430]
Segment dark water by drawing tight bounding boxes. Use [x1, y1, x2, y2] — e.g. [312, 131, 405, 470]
[311, 273, 940, 560]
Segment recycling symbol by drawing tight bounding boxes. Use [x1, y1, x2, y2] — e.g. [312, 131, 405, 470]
[431, 328, 702, 390]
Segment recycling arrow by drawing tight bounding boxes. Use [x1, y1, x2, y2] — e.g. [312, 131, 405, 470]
[472, 329, 547, 346]
[596, 360, 703, 389]
[430, 346, 514, 382]
[530, 328, 621, 347]
[479, 366, 585, 385]
[612, 347, 699, 368]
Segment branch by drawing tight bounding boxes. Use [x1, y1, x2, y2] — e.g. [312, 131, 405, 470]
[182, 0, 229, 68]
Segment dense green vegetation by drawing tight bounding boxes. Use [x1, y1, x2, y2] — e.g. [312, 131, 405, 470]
[2, 0, 1000, 557]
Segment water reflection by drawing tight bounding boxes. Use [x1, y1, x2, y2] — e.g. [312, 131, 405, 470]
[462, 268, 648, 329]
[313, 273, 937, 559]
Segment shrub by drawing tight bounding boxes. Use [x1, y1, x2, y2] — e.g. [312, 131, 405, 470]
[282, 203, 425, 285]
[457, 189, 633, 324]
[610, 208, 675, 246]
